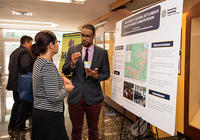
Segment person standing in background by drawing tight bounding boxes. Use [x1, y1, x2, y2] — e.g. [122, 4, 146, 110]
[31, 30, 74, 140]
[6, 35, 33, 137]
[62, 24, 110, 140]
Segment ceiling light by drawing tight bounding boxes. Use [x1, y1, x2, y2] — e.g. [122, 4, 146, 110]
[12, 11, 22, 16]
[24, 12, 32, 16]
[42, 0, 72, 3]
[0, 24, 52, 28]
[74, 0, 85, 4]
[12, 11, 33, 16]
[41, 0, 86, 4]
[0, 135, 10, 139]
[0, 19, 58, 28]
[94, 21, 107, 27]
[74, 0, 85, 1]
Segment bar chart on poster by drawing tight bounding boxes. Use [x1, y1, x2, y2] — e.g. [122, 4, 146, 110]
[111, 0, 183, 135]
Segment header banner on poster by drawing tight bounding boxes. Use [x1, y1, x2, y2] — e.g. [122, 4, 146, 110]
[111, 0, 183, 136]
[122, 5, 161, 37]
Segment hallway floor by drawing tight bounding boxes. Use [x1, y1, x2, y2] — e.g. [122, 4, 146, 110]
[0, 81, 135, 140]
[0, 78, 190, 140]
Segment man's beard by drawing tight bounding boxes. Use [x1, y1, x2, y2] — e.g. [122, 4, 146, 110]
[82, 40, 92, 47]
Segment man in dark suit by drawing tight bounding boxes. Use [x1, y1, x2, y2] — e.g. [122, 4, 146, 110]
[62, 24, 110, 140]
[6, 35, 33, 137]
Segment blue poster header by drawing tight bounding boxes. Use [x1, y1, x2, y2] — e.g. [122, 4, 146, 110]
[152, 41, 173, 48]
[121, 5, 161, 37]
[149, 89, 170, 100]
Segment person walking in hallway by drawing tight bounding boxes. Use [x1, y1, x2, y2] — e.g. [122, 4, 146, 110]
[62, 24, 110, 140]
[6, 35, 34, 137]
[31, 30, 74, 140]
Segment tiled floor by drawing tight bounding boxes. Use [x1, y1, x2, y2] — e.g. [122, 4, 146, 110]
[0, 78, 190, 140]
[0, 79, 135, 140]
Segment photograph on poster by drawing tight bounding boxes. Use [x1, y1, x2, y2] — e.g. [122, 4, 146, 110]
[123, 81, 134, 101]
[123, 81, 146, 107]
[124, 43, 148, 82]
[61, 39, 75, 59]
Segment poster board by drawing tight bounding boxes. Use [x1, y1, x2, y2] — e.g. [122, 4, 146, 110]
[58, 32, 81, 72]
[111, 0, 183, 135]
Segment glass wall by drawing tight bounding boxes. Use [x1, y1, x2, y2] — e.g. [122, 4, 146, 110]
[2, 29, 69, 75]
[4, 42, 19, 74]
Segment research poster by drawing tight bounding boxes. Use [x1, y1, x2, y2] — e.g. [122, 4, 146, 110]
[111, 0, 183, 135]
[58, 32, 81, 72]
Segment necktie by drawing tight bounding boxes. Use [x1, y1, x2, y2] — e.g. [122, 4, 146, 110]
[84, 48, 89, 62]
[83, 48, 88, 78]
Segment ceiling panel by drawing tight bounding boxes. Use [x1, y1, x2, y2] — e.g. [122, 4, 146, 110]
[0, 0, 116, 31]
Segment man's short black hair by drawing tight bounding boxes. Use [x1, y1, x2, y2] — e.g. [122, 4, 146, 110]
[81, 24, 95, 35]
[20, 35, 33, 45]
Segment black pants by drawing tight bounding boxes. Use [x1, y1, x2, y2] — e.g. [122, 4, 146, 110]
[8, 91, 20, 129]
[8, 91, 33, 130]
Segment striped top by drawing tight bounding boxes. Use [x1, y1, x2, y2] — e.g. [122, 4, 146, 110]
[33, 57, 68, 112]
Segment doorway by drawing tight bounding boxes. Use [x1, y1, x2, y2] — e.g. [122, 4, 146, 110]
[184, 1, 200, 139]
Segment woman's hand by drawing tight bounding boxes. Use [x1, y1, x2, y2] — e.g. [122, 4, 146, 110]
[63, 77, 74, 93]
[63, 77, 72, 85]
[65, 83, 74, 93]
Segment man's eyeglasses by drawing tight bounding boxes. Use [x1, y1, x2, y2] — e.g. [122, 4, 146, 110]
[81, 33, 93, 39]
[55, 40, 61, 45]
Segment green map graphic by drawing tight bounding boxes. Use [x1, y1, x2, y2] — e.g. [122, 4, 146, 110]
[124, 43, 148, 82]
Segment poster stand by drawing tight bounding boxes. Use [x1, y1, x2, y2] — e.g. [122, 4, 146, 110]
[136, 117, 142, 140]
[120, 106, 126, 140]
[120, 111, 152, 140]
[119, 106, 143, 140]
[111, 0, 183, 135]
[156, 127, 159, 140]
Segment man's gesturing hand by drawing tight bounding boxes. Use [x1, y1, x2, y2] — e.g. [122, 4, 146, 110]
[71, 52, 81, 67]
[85, 68, 98, 79]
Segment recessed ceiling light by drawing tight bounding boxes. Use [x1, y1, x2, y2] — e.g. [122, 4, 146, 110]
[0, 19, 57, 28]
[41, 0, 86, 4]
[0, 135, 10, 139]
[12, 11, 22, 16]
[24, 12, 32, 16]
[0, 24, 52, 28]
[12, 11, 33, 16]
[42, 0, 72, 3]
[74, 0, 85, 2]
[94, 21, 107, 27]
[74, 0, 86, 4]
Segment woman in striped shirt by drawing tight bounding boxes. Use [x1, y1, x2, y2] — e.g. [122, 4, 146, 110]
[31, 30, 74, 140]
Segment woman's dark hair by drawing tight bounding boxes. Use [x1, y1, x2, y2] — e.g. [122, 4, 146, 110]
[32, 30, 57, 56]
[31, 43, 40, 59]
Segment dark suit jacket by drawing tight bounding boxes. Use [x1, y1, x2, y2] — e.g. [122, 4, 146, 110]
[6, 45, 34, 91]
[62, 44, 110, 105]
